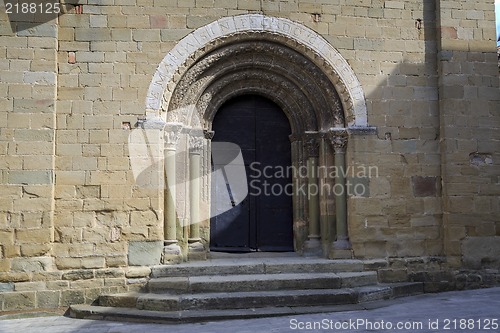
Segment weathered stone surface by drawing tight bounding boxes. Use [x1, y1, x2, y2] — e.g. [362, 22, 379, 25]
[378, 269, 408, 283]
[128, 241, 163, 266]
[462, 237, 500, 269]
[36, 290, 61, 308]
[62, 269, 95, 281]
[411, 176, 438, 197]
[60, 290, 85, 306]
[14, 281, 46, 291]
[126, 266, 151, 278]
[3, 291, 36, 310]
[11, 257, 54, 273]
[95, 268, 126, 278]
[0, 272, 30, 283]
[0, 282, 14, 292]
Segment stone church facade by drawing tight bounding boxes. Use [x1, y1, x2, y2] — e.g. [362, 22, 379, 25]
[0, 0, 499, 311]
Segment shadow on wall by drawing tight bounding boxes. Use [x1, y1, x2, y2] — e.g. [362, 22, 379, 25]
[347, 0, 499, 268]
[4, 0, 83, 33]
[347, 1, 442, 259]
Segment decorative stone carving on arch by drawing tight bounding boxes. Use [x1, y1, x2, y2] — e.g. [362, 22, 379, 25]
[144, 14, 376, 261]
[145, 14, 369, 128]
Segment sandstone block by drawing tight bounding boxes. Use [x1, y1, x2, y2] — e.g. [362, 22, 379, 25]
[0, 272, 30, 283]
[410, 215, 439, 227]
[363, 241, 388, 258]
[11, 257, 54, 272]
[95, 268, 125, 278]
[187, 15, 218, 29]
[84, 287, 102, 304]
[75, 28, 111, 41]
[62, 269, 95, 281]
[128, 240, 162, 266]
[0, 282, 14, 292]
[75, 51, 105, 63]
[3, 291, 36, 310]
[133, 29, 160, 41]
[104, 277, 127, 286]
[55, 171, 86, 185]
[46, 280, 69, 290]
[31, 271, 62, 282]
[15, 228, 52, 244]
[125, 266, 151, 278]
[21, 244, 51, 257]
[56, 257, 84, 270]
[81, 257, 105, 269]
[462, 236, 500, 269]
[0, 259, 10, 272]
[8, 170, 53, 186]
[70, 278, 104, 289]
[0, 230, 14, 245]
[130, 211, 158, 228]
[60, 289, 85, 306]
[36, 290, 61, 308]
[378, 268, 408, 283]
[106, 255, 128, 267]
[14, 281, 46, 291]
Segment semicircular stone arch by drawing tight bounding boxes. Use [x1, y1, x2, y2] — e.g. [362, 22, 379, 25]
[146, 14, 368, 128]
[148, 14, 374, 260]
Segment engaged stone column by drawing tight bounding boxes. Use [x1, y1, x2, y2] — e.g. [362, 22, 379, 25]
[303, 132, 322, 257]
[318, 133, 332, 257]
[289, 133, 304, 251]
[328, 129, 353, 259]
[163, 122, 183, 264]
[188, 129, 206, 260]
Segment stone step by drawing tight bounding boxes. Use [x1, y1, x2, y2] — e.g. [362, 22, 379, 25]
[100, 282, 422, 312]
[71, 283, 423, 323]
[147, 271, 377, 293]
[150, 258, 366, 278]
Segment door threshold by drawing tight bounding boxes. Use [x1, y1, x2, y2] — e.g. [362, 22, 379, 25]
[208, 251, 299, 259]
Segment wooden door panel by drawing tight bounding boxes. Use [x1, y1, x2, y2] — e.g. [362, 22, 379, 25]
[210, 95, 293, 252]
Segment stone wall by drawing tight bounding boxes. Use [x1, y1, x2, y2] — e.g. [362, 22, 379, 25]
[345, 0, 442, 259]
[436, 0, 500, 269]
[0, 0, 498, 311]
[0, 0, 58, 310]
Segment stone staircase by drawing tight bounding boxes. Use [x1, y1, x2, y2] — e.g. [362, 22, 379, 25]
[69, 256, 423, 323]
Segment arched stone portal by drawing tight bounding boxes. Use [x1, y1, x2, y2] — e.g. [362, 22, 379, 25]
[143, 14, 375, 263]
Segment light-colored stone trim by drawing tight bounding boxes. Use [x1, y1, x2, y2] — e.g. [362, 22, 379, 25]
[146, 14, 368, 127]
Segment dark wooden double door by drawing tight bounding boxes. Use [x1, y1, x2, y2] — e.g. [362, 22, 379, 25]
[210, 95, 293, 252]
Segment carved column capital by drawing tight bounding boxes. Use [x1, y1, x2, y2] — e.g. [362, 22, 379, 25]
[164, 122, 184, 151]
[328, 128, 348, 153]
[304, 131, 319, 158]
[203, 129, 215, 140]
[189, 129, 205, 154]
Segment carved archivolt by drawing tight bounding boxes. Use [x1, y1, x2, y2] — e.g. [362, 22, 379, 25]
[168, 40, 345, 133]
[146, 14, 368, 129]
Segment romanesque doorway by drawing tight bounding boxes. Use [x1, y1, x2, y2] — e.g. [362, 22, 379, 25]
[210, 95, 294, 252]
[146, 14, 370, 261]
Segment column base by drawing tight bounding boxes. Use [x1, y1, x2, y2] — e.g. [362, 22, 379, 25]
[303, 237, 322, 257]
[162, 242, 183, 264]
[329, 239, 353, 259]
[188, 240, 207, 261]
